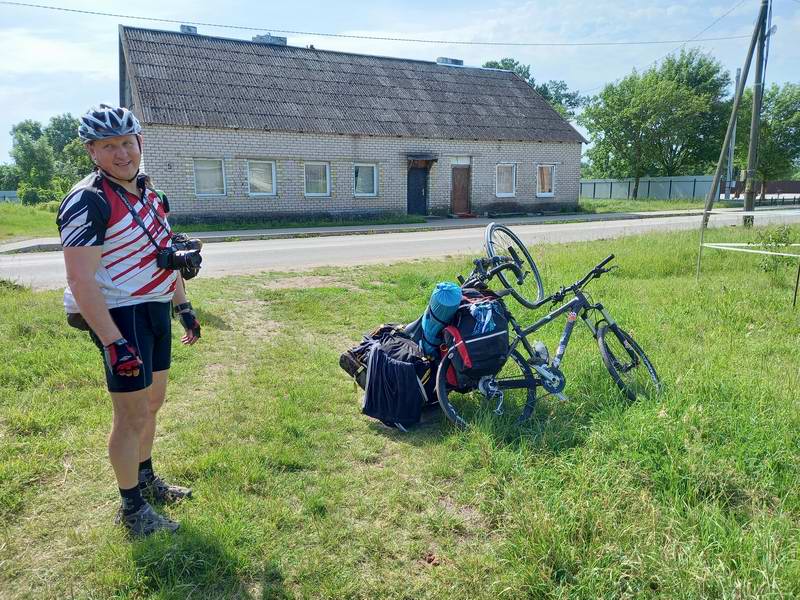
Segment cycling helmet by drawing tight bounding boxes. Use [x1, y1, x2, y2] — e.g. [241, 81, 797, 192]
[78, 104, 142, 142]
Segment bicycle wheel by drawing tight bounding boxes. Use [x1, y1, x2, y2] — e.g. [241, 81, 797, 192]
[436, 349, 537, 429]
[597, 324, 661, 401]
[484, 223, 544, 308]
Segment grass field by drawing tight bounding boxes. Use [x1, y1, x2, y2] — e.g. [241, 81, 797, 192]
[0, 203, 58, 241]
[1, 227, 799, 598]
[577, 198, 741, 213]
[0, 203, 426, 243]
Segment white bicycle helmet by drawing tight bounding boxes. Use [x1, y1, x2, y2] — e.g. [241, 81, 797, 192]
[78, 104, 142, 142]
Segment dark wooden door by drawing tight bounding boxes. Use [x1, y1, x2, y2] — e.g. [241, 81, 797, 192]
[407, 167, 428, 215]
[451, 166, 471, 214]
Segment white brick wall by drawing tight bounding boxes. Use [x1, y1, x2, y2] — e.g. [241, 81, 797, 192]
[140, 125, 581, 219]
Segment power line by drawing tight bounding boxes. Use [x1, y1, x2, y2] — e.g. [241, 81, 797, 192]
[582, 0, 750, 94]
[0, 0, 751, 47]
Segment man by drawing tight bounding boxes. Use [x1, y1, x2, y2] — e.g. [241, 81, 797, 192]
[57, 104, 202, 537]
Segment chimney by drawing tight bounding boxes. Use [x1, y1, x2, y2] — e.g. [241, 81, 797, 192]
[252, 33, 288, 46]
[436, 57, 463, 66]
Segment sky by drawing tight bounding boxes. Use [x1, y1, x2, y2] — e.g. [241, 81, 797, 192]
[1, 0, 799, 164]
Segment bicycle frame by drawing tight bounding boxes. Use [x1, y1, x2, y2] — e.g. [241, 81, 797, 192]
[507, 289, 618, 369]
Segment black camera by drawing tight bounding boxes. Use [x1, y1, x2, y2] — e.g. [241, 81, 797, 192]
[156, 233, 203, 279]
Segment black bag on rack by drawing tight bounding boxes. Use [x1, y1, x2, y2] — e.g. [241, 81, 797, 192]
[441, 290, 510, 390]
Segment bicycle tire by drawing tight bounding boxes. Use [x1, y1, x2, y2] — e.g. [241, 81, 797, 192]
[436, 349, 537, 429]
[597, 324, 661, 401]
[484, 223, 545, 308]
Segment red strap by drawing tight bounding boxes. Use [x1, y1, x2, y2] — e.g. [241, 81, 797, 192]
[444, 325, 472, 369]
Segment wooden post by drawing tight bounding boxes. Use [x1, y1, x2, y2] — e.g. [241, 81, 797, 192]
[744, 0, 768, 227]
[697, 0, 768, 279]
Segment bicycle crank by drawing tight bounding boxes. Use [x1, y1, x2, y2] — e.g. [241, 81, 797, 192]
[532, 365, 566, 395]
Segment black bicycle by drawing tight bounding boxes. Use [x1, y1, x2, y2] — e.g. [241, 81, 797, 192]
[436, 223, 661, 429]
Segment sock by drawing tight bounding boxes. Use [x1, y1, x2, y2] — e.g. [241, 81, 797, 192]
[138, 457, 154, 486]
[119, 485, 145, 515]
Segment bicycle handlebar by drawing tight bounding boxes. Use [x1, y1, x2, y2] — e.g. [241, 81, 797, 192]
[544, 254, 616, 304]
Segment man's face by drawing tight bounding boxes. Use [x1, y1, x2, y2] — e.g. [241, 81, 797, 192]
[86, 134, 142, 181]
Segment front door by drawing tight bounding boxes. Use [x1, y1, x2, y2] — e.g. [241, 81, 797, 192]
[407, 167, 428, 215]
[451, 166, 471, 214]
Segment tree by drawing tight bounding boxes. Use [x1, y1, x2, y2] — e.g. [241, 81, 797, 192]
[44, 113, 79, 155]
[655, 49, 730, 174]
[579, 71, 657, 197]
[11, 120, 55, 188]
[0, 164, 21, 190]
[56, 137, 94, 182]
[643, 74, 710, 177]
[735, 83, 800, 198]
[482, 58, 586, 118]
[10, 119, 43, 142]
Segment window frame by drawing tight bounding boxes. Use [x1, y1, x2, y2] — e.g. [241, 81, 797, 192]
[536, 164, 556, 197]
[353, 162, 378, 197]
[495, 163, 517, 198]
[192, 158, 226, 197]
[304, 161, 331, 197]
[247, 160, 277, 197]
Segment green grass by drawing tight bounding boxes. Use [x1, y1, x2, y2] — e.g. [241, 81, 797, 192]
[0, 203, 57, 241]
[1, 227, 800, 598]
[578, 198, 741, 213]
[176, 214, 427, 232]
[0, 202, 427, 243]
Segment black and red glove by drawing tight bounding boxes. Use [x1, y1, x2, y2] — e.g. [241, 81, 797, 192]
[103, 338, 143, 377]
[175, 302, 201, 343]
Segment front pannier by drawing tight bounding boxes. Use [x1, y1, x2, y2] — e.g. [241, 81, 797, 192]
[441, 290, 510, 390]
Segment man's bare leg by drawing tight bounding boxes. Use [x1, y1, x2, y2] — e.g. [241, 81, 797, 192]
[139, 370, 168, 462]
[109, 387, 150, 489]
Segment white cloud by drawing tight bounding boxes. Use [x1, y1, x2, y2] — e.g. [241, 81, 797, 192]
[0, 28, 115, 78]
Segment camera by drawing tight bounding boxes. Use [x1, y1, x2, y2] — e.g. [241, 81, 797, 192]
[156, 233, 203, 279]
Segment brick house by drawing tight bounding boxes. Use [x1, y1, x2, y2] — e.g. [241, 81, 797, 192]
[119, 25, 585, 220]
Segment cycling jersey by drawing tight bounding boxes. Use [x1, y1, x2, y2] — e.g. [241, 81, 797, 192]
[57, 172, 177, 313]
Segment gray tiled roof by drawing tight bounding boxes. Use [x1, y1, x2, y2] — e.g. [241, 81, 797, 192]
[120, 26, 584, 144]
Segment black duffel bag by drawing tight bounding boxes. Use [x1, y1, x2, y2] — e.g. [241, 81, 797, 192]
[339, 324, 437, 429]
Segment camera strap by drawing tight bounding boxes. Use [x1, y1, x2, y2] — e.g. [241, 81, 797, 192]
[111, 185, 169, 252]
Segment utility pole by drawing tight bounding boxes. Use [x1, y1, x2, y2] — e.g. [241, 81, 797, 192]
[725, 67, 741, 203]
[697, 0, 769, 277]
[743, 0, 769, 226]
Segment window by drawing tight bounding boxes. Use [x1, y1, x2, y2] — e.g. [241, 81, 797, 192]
[353, 163, 377, 196]
[304, 162, 330, 196]
[537, 164, 555, 196]
[193, 159, 225, 196]
[496, 164, 516, 197]
[248, 160, 276, 196]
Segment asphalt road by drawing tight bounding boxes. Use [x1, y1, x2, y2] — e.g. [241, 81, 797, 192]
[2, 212, 797, 290]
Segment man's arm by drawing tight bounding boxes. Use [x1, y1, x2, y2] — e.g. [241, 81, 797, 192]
[172, 275, 200, 345]
[63, 246, 121, 346]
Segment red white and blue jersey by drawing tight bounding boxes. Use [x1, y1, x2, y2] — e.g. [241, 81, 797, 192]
[57, 172, 177, 313]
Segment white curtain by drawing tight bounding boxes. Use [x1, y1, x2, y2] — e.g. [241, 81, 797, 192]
[497, 165, 514, 195]
[249, 162, 274, 194]
[305, 164, 329, 195]
[354, 165, 375, 195]
[195, 159, 224, 195]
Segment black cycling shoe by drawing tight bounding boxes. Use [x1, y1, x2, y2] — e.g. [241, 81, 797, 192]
[140, 475, 193, 504]
[115, 502, 179, 538]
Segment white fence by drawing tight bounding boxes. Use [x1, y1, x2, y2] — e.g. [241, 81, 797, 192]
[580, 176, 720, 200]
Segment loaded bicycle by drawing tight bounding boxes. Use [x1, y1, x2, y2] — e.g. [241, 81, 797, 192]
[436, 223, 661, 429]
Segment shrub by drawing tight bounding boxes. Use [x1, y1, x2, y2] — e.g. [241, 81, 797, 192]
[755, 225, 797, 273]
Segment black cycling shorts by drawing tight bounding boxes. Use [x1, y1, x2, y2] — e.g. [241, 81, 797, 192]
[89, 301, 172, 393]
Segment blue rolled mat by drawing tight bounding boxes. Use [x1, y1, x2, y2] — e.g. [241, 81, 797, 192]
[420, 281, 462, 355]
